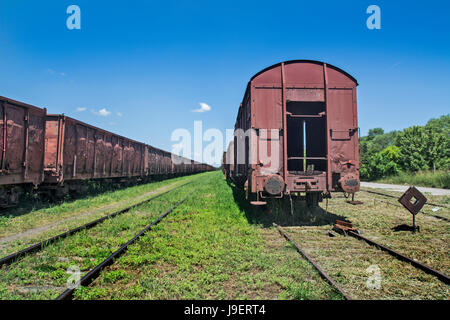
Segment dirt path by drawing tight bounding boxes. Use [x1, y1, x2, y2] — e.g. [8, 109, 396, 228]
[0, 181, 181, 245]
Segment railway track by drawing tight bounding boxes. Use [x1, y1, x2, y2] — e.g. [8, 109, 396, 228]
[57, 190, 195, 300]
[273, 223, 352, 300]
[0, 181, 192, 267]
[360, 189, 449, 222]
[275, 202, 449, 300]
[346, 230, 450, 285]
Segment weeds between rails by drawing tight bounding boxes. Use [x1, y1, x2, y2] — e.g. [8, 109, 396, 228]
[0, 181, 192, 267]
[274, 223, 352, 300]
[345, 193, 449, 285]
[276, 222, 449, 299]
[346, 230, 450, 285]
[57, 190, 195, 300]
[274, 195, 449, 299]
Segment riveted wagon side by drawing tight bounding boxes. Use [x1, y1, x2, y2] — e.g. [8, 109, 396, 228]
[43, 114, 148, 196]
[147, 145, 160, 176]
[148, 146, 172, 178]
[0, 96, 47, 206]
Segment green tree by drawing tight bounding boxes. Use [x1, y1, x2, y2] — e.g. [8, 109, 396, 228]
[424, 115, 450, 170]
[359, 128, 398, 179]
[394, 126, 429, 171]
[361, 146, 400, 179]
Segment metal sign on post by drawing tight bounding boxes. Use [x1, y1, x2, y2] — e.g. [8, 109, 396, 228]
[398, 186, 427, 233]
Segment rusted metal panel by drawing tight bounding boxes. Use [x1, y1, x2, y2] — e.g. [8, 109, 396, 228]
[148, 146, 156, 174]
[7, 104, 26, 173]
[43, 115, 147, 184]
[44, 118, 58, 169]
[144, 145, 149, 175]
[149, 146, 172, 175]
[283, 61, 325, 87]
[0, 96, 46, 187]
[286, 88, 324, 102]
[27, 110, 45, 181]
[328, 88, 359, 192]
[105, 134, 113, 176]
[254, 88, 282, 129]
[112, 138, 117, 174]
[86, 127, 95, 177]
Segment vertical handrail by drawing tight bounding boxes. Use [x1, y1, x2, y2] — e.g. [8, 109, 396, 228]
[323, 63, 331, 192]
[74, 119, 79, 179]
[109, 135, 114, 176]
[23, 109, 30, 179]
[281, 63, 288, 184]
[93, 130, 97, 179]
[58, 116, 65, 182]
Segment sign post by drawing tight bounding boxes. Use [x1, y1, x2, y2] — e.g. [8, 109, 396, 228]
[398, 186, 427, 233]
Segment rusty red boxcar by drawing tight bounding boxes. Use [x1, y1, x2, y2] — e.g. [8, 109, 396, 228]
[226, 60, 360, 205]
[43, 114, 148, 196]
[0, 96, 47, 206]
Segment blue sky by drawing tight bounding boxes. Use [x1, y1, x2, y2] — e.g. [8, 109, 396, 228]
[0, 1, 449, 165]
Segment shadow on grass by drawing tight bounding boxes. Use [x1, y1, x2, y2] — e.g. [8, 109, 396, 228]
[227, 179, 347, 227]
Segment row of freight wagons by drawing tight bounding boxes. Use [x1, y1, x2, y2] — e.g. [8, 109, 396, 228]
[0, 96, 213, 206]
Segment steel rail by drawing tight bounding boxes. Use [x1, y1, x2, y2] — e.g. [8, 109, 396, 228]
[361, 189, 449, 209]
[347, 231, 450, 285]
[0, 181, 192, 267]
[56, 190, 195, 300]
[273, 223, 352, 300]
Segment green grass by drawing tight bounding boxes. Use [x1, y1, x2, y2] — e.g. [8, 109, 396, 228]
[0, 181, 201, 299]
[376, 170, 450, 189]
[73, 171, 340, 300]
[0, 171, 340, 300]
[0, 175, 196, 257]
[282, 188, 449, 300]
[3, 171, 445, 300]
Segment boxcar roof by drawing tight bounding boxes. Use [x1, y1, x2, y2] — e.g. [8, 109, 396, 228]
[250, 59, 358, 85]
[0, 95, 47, 113]
[235, 59, 358, 129]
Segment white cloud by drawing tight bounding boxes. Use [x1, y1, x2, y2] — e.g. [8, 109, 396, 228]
[191, 102, 211, 113]
[116, 112, 123, 117]
[98, 108, 110, 116]
[76, 107, 87, 112]
[91, 108, 111, 116]
[47, 68, 66, 77]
